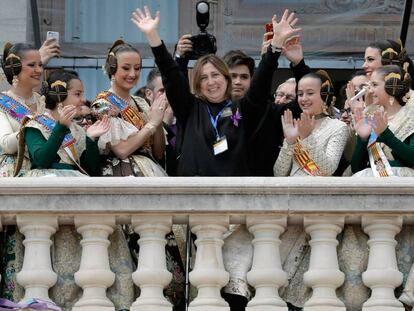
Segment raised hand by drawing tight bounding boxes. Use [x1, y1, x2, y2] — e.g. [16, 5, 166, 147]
[39, 38, 61, 65]
[131, 6, 162, 47]
[86, 115, 111, 139]
[282, 35, 303, 66]
[58, 104, 77, 127]
[352, 107, 372, 140]
[281, 109, 298, 145]
[297, 112, 315, 140]
[371, 110, 388, 136]
[271, 9, 301, 48]
[176, 34, 193, 58]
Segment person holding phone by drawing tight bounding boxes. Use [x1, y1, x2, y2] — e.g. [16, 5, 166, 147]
[40, 32, 61, 66]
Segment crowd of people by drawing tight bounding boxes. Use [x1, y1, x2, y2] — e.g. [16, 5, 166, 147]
[1, 5, 414, 311]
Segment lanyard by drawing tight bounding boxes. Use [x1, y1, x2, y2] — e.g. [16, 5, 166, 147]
[207, 101, 232, 139]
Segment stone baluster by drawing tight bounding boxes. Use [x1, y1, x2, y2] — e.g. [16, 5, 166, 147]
[73, 216, 116, 311]
[303, 216, 345, 311]
[361, 216, 404, 311]
[130, 215, 173, 311]
[246, 215, 288, 311]
[0, 216, 2, 284]
[189, 215, 230, 310]
[16, 215, 58, 302]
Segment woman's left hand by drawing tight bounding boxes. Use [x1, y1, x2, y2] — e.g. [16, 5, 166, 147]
[371, 110, 388, 136]
[87, 115, 111, 140]
[131, 6, 160, 35]
[297, 112, 315, 139]
[271, 9, 301, 48]
[282, 36, 303, 66]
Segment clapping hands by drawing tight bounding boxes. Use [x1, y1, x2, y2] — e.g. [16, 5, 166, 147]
[282, 110, 315, 144]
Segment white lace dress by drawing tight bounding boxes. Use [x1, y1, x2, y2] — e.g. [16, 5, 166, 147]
[274, 117, 348, 176]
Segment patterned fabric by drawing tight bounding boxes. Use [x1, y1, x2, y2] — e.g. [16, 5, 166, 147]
[274, 117, 348, 176]
[98, 94, 166, 177]
[0, 91, 45, 177]
[24, 117, 87, 167]
[353, 104, 414, 177]
[0, 154, 30, 177]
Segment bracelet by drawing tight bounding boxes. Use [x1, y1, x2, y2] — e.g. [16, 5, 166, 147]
[270, 43, 282, 53]
[144, 122, 156, 135]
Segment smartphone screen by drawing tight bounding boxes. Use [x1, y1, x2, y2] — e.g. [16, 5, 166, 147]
[46, 31, 59, 42]
[265, 23, 273, 41]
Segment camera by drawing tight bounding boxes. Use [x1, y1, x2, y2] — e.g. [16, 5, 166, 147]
[187, 1, 217, 60]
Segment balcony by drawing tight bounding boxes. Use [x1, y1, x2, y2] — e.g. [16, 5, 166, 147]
[0, 177, 413, 311]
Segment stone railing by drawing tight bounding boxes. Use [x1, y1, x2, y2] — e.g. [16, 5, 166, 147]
[1, 177, 414, 311]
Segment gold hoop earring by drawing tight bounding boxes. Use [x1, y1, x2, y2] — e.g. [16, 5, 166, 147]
[12, 75, 19, 88]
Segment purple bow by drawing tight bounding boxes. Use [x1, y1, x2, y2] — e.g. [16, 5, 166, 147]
[0, 298, 62, 311]
[230, 108, 242, 127]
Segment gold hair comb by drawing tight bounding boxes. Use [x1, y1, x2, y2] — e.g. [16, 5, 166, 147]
[384, 72, 401, 81]
[5, 53, 21, 61]
[382, 48, 398, 56]
[50, 80, 67, 89]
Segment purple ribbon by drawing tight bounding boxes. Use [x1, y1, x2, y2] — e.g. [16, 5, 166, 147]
[0, 298, 61, 311]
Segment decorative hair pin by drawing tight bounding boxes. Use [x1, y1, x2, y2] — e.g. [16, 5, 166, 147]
[50, 80, 67, 89]
[384, 72, 401, 81]
[5, 53, 20, 61]
[382, 48, 398, 57]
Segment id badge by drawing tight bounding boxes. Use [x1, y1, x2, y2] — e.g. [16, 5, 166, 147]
[213, 136, 228, 155]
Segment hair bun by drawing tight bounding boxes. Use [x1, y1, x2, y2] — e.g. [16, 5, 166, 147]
[384, 72, 408, 98]
[48, 80, 68, 104]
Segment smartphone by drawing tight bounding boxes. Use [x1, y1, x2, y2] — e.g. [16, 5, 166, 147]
[265, 23, 273, 41]
[46, 31, 59, 42]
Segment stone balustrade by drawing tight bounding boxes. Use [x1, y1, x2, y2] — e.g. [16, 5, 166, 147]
[0, 177, 414, 311]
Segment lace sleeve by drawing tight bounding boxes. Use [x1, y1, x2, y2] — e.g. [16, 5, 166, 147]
[301, 120, 348, 176]
[274, 140, 294, 176]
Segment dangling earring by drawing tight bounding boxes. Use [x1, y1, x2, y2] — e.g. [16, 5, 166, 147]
[12, 75, 19, 88]
[111, 76, 115, 85]
[57, 103, 63, 114]
[322, 101, 328, 115]
[389, 97, 395, 106]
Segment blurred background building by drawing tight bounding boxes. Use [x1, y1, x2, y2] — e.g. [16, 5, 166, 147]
[0, 0, 413, 101]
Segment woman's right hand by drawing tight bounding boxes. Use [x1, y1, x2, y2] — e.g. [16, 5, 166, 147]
[353, 107, 372, 140]
[176, 34, 193, 58]
[58, 104, 77, 128]
[149, 93, 168, 127]
[281, 109, 299, 145]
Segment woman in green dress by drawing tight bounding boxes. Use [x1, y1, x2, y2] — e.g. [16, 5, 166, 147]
[21, 70, 109, 177]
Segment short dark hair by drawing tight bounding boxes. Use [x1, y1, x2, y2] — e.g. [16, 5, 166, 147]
[146, 68, 161, 90]
[222, 50, 255, 77]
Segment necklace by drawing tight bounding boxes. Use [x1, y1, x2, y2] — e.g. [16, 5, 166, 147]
[108, 87, 132, 106]
[314, 113, 328, 120]
[8, 89, 37, 112]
